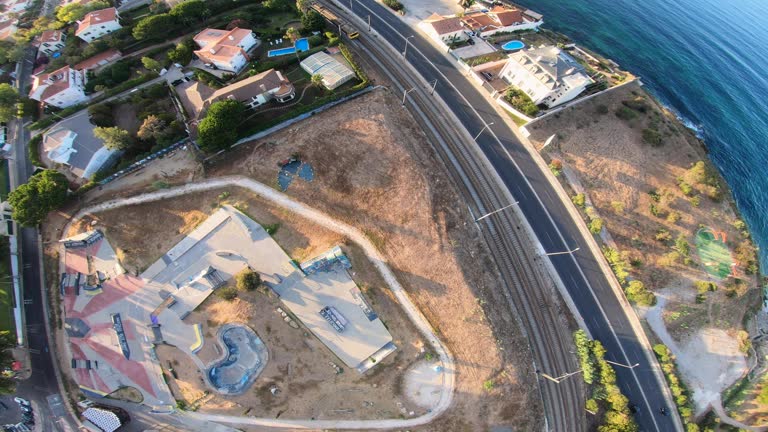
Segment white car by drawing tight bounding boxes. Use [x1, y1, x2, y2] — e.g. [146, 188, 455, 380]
[13, 397, 30, 407]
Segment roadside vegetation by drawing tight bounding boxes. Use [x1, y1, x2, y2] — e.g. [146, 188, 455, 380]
[7, 170, 69, 227]
[504, 87, 539, 117]
[652, 344, 698, 430]
[573, 330, 639, 431]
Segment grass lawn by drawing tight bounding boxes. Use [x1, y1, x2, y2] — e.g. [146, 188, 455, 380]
[503, 109, 529, 127]
[0, 159, 9, 202]
[0, 237, 15, 333]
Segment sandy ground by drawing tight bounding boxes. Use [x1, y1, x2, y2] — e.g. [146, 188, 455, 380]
[43, 88, 541, 430]
[642, 290, 747, 414]
[527, 81, 760, 341]
[404, 359, 445, 409]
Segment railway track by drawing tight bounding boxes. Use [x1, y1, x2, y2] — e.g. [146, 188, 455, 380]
[323, 2, 585, 430]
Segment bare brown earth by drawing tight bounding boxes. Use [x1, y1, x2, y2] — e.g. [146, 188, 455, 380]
[527, 81, 761, 342]
[44, 89, 541, 430]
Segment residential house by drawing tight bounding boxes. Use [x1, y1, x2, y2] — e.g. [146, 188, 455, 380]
[0, 0, 30, 14]
[29, 65, 88, 108]
[300, 51, 355, 90]
[39, 30, 66, 56]
[42, 115, 118, 179]
[75, 7, 121, 43]
[74, 49, 121, 72]
[499, 45, 593, 108]
[418, 13, 469, 47]
[179, 68, 294, 120]
[193, 27, 259, 73]
[462, 5, 543, 38]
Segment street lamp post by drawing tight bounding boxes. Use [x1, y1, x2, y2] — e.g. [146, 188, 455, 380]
[473, 121, 494, 141]
[475, 201, 519, 221]
[605, 360, 640, 369]
[544, 247, 580, 256]
[429, 79, 437, 95]
[402, 87, 415, 106]
[402, 35, 415, 57]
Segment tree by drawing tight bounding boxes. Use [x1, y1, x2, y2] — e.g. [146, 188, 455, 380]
[87, 103, 114, 127]
[8, 170, 69, 227]
[674, 233, 690, 257]
[264, 0, 292, 11]
[169, 0, 209, 24]
[197, 99, 244, 152]
[226, 18, 249, 30]
[94, 126, 131, 151]
[589, 217, 603, 234]
[285, 27, 300, 43]
[296, 0, 310, 13]
[301, 9, 325, 32]
[56, 0, 109, 23]
[311, 74, 324, 88]
[236, 269, 261, 291]
[137, 115, 170, 142]
[133, 14, 176, 40]
[0, 83, 19, 122]
[141, 56, 162, 72]
[168, 42, 193, 65]
[458, 0, 475, 12]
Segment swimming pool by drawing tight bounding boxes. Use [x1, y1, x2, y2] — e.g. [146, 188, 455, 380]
[502, 40, 525, 51]
[206, 324, 267, 395]
[267, 38, 310, 58]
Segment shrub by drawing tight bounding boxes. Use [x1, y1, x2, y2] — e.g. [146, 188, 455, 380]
[236, 269, 261, 291]
[573, 330, 596, 384]
[88, 103, 115, 127]
[216, 286, 238, 301]
[690, 195, 700, 207]
[586, 398, 599, 413]
[642, 127, 663, 146]
[571, 193, 585, 208]
[622, 97, 649, 113]
[382, 0, 404, 11]
[482, 379, 494, 391]
[655, 228, 672, 243]
[614, 106, 637, 121]
[603, 247, 630, 285]
[28, 134, 42, 166]
[504, 87, 539, 116]
[694, 281, 716, 294]
[595, 104, 609, 115]
[666, 211, 681, 224]
[626, 280, 656, 306]
[610, 201, 624, 213]
[674, 234, 690, 257]
[549, 159, 562, 177]
[589, 218, 604, 234]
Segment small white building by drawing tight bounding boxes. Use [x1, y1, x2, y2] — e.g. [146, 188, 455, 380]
[419, 13, 469, 47]
[39, 30, 66, 56]
[499, 46, 593, 108]
[300, 51, 355, 90]
[75, 7, 121, 43]
[29, 65, 88, 108]
[193, 27, 259, 73]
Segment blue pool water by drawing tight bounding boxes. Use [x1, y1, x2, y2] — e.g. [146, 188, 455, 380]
[267, 38, 310, 58]
[513, 0, 768, 271]
[501, 40, 525, 51]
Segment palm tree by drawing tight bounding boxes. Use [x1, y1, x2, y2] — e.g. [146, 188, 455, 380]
[285, 27, 300, 43]
[311, 74, 324, 88]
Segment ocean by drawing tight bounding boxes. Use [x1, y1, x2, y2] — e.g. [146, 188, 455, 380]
[512, 0, 768, 271]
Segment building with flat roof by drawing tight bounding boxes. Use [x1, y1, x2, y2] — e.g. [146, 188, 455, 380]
[193, 27, 259, 73]
[499, 45, 593, 108]
[300, 51, 355, 90]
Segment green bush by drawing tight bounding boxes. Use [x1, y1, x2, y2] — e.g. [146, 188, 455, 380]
[216, 286, 238, 301]
[236, 269, 261, 291]
[28, 134, 42, 166]
[573, 330, 596, 384]
[571, 193, 586, 208]
[589, 218, 604, 234]
[504, 87, 539, 116]
[614, 106, 637, 121]
[338, 43, 369, 88]
[642, 127, 663, 146]
[655, 228, 672, 243]
[653, 343, 696, 425]
[626, 280, 656, 306]
[678, 180, 694, 196]
[382, 0, 404, 11]
[674, 234, 690, 257]
[595, 104, 609, 115]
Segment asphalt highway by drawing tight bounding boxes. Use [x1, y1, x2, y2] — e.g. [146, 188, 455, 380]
[342, 1, 681, 430]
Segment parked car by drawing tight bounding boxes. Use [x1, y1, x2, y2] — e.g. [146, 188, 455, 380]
[12, 398, 29, 407]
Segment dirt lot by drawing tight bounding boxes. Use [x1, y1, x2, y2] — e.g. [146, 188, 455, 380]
[527, 81, 761, 342]
[44, 89, 540, 430]
[137, 193, 426, 420]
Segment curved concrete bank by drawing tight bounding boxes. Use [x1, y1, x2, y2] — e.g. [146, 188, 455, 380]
[64, 176, 455, 430]
[205, 324, 268, 395]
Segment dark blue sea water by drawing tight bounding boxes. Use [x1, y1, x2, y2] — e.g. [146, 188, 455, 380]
[512, 0, 768, 270]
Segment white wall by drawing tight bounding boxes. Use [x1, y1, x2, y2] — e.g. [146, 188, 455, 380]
[479, 20, 542, 38]
[78, 20, 122, 43]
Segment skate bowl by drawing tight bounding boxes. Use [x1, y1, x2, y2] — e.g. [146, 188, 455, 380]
[206, 324, 268, 395]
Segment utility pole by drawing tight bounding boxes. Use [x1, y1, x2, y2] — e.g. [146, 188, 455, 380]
[475, 201, 518, 221]
[544, 247, 580, 256]
[539, 369, 583, 384]
[368, 15, 371, 32]
[429, 79, 437, 95]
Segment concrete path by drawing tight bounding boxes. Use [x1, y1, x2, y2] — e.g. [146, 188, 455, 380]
[64, 176, 456, 430]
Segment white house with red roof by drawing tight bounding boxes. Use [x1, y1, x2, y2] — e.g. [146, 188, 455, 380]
[39, 30, 67, 56]
[75, 7, 121, 43]
[462, 5, 543, 38]
[419, 13, 469, 47]
[193, 27, 259, 73]
[29, 65, 88, 108]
